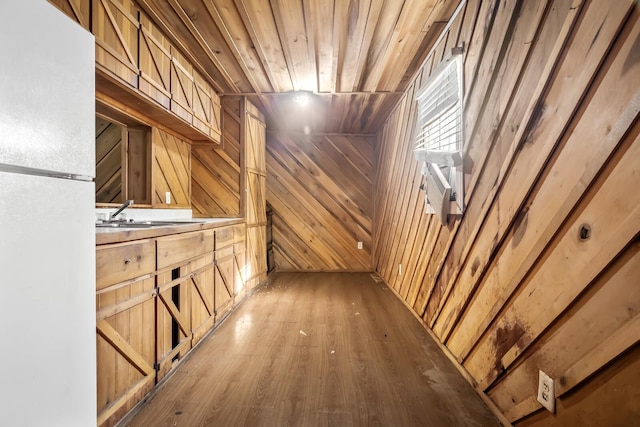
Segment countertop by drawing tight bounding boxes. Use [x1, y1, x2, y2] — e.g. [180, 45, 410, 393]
[96, 217, 244, 245]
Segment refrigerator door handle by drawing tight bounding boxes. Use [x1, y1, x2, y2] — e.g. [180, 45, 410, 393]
[0, 163, 93, 182]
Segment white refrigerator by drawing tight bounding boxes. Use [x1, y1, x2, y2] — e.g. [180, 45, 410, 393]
[0, 1, 96, 425]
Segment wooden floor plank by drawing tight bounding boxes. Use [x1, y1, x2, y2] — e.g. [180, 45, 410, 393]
[123, 272, 499, 426]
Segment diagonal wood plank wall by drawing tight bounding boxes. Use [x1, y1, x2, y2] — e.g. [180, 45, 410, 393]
[374, 0, 640, 424]
[95, 117, 123, 203]
[266, 133, 374, 271]
[152, 128, 190, 207]
[191, 97, 241, 217]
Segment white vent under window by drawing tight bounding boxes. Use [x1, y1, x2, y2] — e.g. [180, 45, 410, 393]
[414, 53, 465, 225]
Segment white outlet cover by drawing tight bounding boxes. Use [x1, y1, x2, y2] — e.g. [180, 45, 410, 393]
[165, 191, 171, 204]
[537, 370, 555, 413]
[398, 264, 402, 276]
[357, 241, 363, 249]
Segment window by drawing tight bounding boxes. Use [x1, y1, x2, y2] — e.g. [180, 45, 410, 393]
[414, 54, 464, 225]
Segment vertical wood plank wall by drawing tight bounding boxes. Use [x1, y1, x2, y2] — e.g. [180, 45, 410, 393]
[374, 0, 640, 424]
[266, 133, 374, 271]
[191, 97, 242, 216]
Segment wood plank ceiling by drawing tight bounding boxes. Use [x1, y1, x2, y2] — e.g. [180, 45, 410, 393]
[137, 0, 459, 134]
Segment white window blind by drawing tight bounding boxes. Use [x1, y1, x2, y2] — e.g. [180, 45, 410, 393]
[414, 56, 461, 155]
[414, 54, 464, 225]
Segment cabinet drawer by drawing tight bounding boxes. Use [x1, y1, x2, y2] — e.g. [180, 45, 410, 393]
[96, 240, 156, 290]
[157, 230, 214, 270]
[215, 226, 233, 250]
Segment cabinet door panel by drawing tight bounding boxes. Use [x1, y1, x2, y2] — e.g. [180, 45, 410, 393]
[214, 253, 234, 320]
[96, 276, 155, 427]
[156, 266, 192, 381]
[139, 13, 171, 108]
[244, 102, 267, 288]
[93, 0, 139, 87]
[170, 47, 194, 124]
[193, 71, 213, 137]
[190, 254, 215, 345]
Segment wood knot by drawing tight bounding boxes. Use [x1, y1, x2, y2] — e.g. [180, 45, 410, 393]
[579, 224, 591, 241]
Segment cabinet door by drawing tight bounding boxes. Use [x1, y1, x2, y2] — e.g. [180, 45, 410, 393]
[170, 47, 194, 124]
[96, 241, 156, 427]
[139, 13, 171, 109]
[214, 247, 235, 321]
[233, 224, 247, 299]
[156, 265, 192, 381]
[193, 71, 213, 138]
[190, 253, 215, 346]
[93, 0, 139, 88]
[96, 277, 155, 427]
[156, 230, 213, 379]
[214, 226, 235, 320]
[245, 101, 267, 289]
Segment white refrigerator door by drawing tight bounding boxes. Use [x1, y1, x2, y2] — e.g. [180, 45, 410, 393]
[0, 173, 96, 426]
[0, 1, 94, 177]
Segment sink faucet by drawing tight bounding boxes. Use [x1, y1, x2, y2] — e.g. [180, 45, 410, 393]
[109, 199, 134, 220]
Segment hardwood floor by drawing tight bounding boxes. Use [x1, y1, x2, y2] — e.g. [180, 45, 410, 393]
[124, 272, 500, 426]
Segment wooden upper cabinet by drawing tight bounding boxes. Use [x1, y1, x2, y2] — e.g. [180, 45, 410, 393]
[93, 0, 140, 88]
[192, 71, 221, 143]
[170, 47, 194, 125]
[139, 13, 171, 109]
[48, 0, 90, 30]
[52, 0, 222, 145]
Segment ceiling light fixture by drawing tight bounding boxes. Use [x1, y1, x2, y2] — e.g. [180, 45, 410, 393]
[293, 91, 312, 106]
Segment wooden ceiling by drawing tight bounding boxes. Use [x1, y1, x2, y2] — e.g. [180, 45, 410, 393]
[137, 0, 460, 134]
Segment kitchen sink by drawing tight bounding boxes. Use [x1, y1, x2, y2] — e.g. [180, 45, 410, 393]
[96, 220, 202, 228]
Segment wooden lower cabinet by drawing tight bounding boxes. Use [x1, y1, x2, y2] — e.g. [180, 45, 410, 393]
[155, 230, 212, 381]
[214, 226, 235, 321]
[96, 225, 247, 427]
[155, 264, 192, 381]
[233, 224, 247, 299]
[190, 253, 215, 346]
[96, 240, 156, 427]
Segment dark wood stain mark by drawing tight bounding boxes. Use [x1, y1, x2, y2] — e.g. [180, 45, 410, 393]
[511, 205, 530, 248]
[471, 257, 481, 276]
[622, 28, 640, 76]
[491, 322, 525, 385]
[523, 103, 546, 144]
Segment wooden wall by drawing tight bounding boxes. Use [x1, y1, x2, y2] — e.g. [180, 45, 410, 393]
[191, 97, 242, 217]
[152, 128, 190, 207]
[374, 0, 640, 424]
[266, 133, 374, 271]
[95, 117, 123, 203]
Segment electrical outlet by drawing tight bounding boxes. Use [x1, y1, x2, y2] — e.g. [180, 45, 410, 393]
[537, 370, 555, 413]
[357, 241, 363, 250]
[165, 192, 171, 204]
[398, 264, 402, 276]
